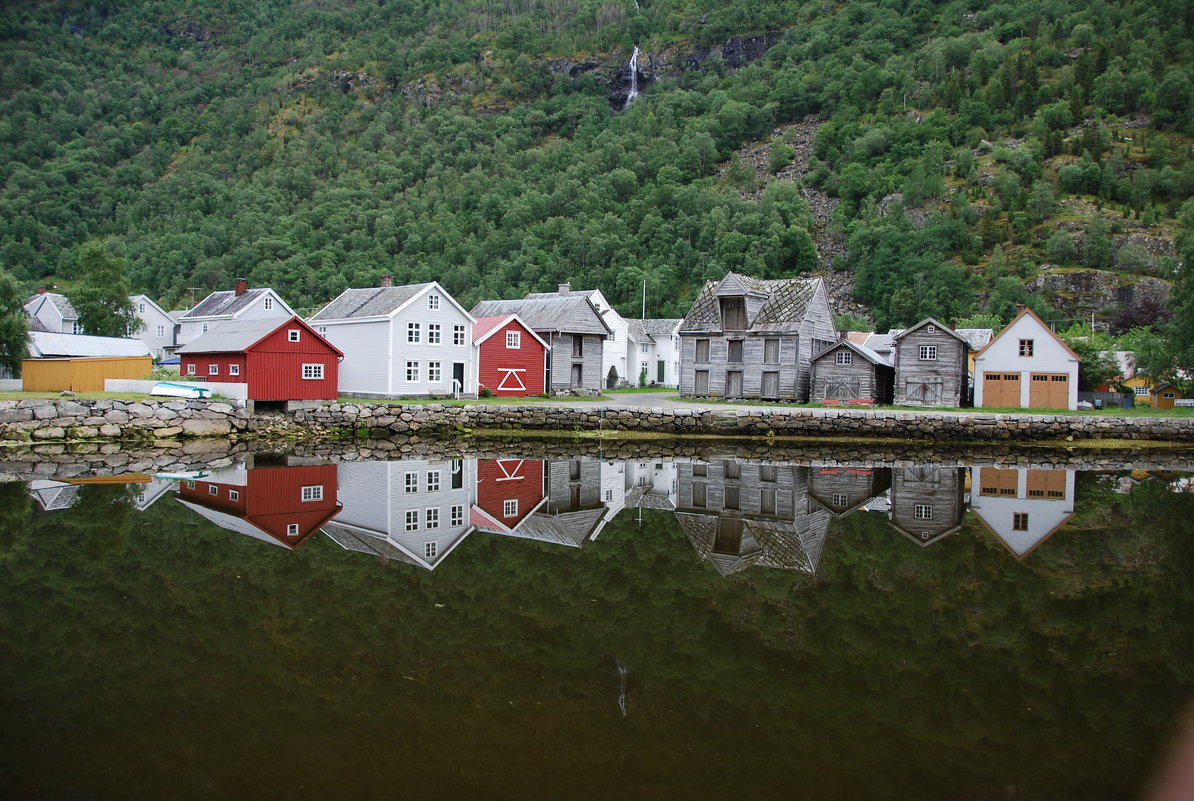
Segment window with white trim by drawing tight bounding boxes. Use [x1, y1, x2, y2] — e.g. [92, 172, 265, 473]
[425, 541, 438, 558]
[640, 343, 648, 354]
[1012, 512, 1029, 531]
[406, 361, 419, 382]
[450, 505, 464, 526]
[453, 325, 465, 345]
[427, 294, 440, 310]
[506, 330, 521, 349]
[831, 492, 849, 507]
[404, 472, 418, 493]
[264, 297, 274, 310]
[209, 364, 219, 375]
[201, 323, 209, 333]
[428, 323, 441, 344]
[1134, 386, 1150, 396]
[208, 484, 219, 495]
[428, 361, 441, 382]
[229, 489, 239, 501]
[184, 480, 196, 489]
[156, 324, 165, 338]
[287, 523, 299, 536]
[919, 345, 937, 360]
[301, 485, 324, 502]
[229, 364, 240, 376]
[926, 324, 936, 333]
[504, 499, 518, 517]
[186, 364, 196, 375]
[288, 329, 301, 342]
[407, 322, 420, 343]
[913, 504, 933, 520]
[405, 510, 418, 531]
[426, 471, 441, 492]
[302, 363, 324, 380]
[835, 350, 852, 365]
[425, 507, 440, 529]
[138, 302, 146, 313]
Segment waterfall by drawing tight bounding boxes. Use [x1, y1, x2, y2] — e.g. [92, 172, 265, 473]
[616, 660, 629, 717]
[623, 46, 640, 110]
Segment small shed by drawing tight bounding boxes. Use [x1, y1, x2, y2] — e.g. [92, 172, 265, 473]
[892, 318, 971, 407]
[1151, 381, 1187, 409]
[810, 339, 894, 405]
[22, 332, 153, 391]
[473, 314, 550, 396]
[177, 316, 342, 401]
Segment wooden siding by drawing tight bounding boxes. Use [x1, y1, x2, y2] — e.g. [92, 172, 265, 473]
[811, 344, 892, 403]
[389, 297, 475, 396]
[22, 356, 153, 392]
[179, 465, 340, 546]
[809, 467, 892, 516]
[181, 321, 340, 401]
[476, 319, 547, 396]
[476, 458, 546, 529]
[545, 333, 603, 391]
[679, 334, 800, 399]
[893, 327, 969, 407]
[889, 466, 966, 545]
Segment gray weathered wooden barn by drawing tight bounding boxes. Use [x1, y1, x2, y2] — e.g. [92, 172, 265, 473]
[887, 465, 967, 547]
[810, 339, 894, 404]
[891, 318, 971, 407]
[678, 273, 837, 402]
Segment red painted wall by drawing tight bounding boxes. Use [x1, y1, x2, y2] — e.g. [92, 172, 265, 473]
[476, 458, 545, 529]
[180, 319, 341, 400]
[477, 320, 547, 396]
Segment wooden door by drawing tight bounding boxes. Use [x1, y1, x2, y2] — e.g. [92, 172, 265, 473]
[1029, 373, 1068, 408]
[570, 363, 583, 388]
[824, 377, 860, 401]
[694, 370, 709, 395]
[905, 379, 943, 405]
[725, 370, 743, 398]
[657, 360, 665, 383]
[979, 467, 1019, 497]
[761, 371, 779, 399]
[982, 372, 1021, 407]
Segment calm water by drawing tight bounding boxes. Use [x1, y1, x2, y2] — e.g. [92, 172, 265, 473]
[2, 450, 1193, 800]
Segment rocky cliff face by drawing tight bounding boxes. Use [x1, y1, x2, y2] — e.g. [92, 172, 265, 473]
[1028, 268, 1171, 321]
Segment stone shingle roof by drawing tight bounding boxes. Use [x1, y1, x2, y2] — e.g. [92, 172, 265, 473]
[181, 288, 272, 320]
[471, 297, 611, 337]
[310, 284, 430, 321]
[26, 293, 79, 321]
[812, 339, 893, 369]
[679, 273, 822, 333]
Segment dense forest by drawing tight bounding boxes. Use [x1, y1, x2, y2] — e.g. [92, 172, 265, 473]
[1, 0, 1192, 332]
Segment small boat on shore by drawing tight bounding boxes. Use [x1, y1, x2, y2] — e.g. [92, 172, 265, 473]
[150, 381, 212, 399]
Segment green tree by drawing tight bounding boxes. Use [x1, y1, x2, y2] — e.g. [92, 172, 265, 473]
[1062, 335, 1122, 391]
[0, 270, 30, 376]
[1045, 230, 1076, 265]
[67, 242, 137, 339]
[1082, 217, 1112, 270]
[1160, 199, 1194, 387]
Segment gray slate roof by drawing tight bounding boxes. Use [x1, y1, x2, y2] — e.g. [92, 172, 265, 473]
[310, 284, 431, 321]
[954, 328, 994, 351]
[679, 273, 822, 333]
[28, 331, 152, 358]
[181, 288, 273, 320]
[471, 297, 611, 337]
[893, 318, 972, 346]
[26, 293, 79, 321]
[176, 317, 298, 354]
[812, 339, 893, 368]
[627, 318, 681, 342]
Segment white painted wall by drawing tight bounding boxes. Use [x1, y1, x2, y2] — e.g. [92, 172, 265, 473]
[129, 296, 177, 358]
[389, 296, 475, 396]
[314, 318, 389, 395]
[974, 313, 1080, 409]
[969, 468, 1076, 557]
[105, 378, 249, 402]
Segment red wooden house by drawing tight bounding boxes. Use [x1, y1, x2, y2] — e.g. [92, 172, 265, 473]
[472, 314, 550, 397]
[176, 316, 342, 401]
[470, 458, 547, 535]
[176, 464, 342, 549]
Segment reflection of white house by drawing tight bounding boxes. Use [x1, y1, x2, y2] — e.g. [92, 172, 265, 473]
[969, 467, 1076, 559]
[27, 479, 80, 511]
[133, 478, 177, 511]
[322, 459, 475, 570]
[623, 459, 678, 511]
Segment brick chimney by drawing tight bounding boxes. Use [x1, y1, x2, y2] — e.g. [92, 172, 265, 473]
[380, 274, 393, 288]
[558, 282, 571, 294]
[37, 286, 45, 294]
[1015, 303, 1026, 313]
[234, 277, 248, 296]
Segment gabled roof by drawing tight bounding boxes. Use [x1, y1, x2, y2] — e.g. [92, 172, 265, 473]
[27, 331, 152, 358]
[311, 281, 472, 322]
[470, 296, 612, 337]
[26, 293, 79, 321]
[954, 328, 994, 351]
[627, 318, 682, 342]
[176, 316, 342, 356]
[892, 317, 971, 346]
[811, 338, 893, 368]
[180, 288, 293, 320]
[679, 273, 825, 333]
[862, 331, 901, 354]
[130, 294, 174, 319]
[976, 306, 1082, 362]
[472, 314, 551, 349]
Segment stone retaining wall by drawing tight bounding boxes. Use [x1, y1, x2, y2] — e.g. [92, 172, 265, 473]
[3, 398, 1194, 445]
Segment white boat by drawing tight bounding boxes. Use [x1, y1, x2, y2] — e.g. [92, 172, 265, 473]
[150, 381, 212, 399]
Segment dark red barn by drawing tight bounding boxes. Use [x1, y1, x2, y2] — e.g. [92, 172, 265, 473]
[177, 316, 342, 401]
[176, 464, 342, 549]
[473, 314, 549, 397]
[471, 458, 547, 534]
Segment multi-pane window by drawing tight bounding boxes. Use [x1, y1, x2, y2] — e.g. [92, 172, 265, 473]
[405, 510, 418, 531]
[229, 364, 240, 376]
[407, 322, 420, 343]
[264, 297, 273, 310]
[450, 505, 464, 526]
[201, 323, 209, 333]
[404, 472, 418, 493]
[428, 323, 441, 344]
[425, 541, 438, 558]
[156, 325, 165, 338]
[504, 499, 518, 517]
[1019, 339, 1034, 357]
[640, 343, 649, 354]
[209, 364, 219, 375]
[406, 361, 419, 382]
[301, 485, 323, 502]
[835, 351, 852, 365]
[913, 504, 933, 520]
[452, 325, 465, 345]
[425, 508, 440, 529]
[507, 330, 521, 349]
[832, 492, 849, 507]
[209, 484, 219, 495]
[428, 361, 442, 382]
[427, 294, 440, 310]
[186, 364, 196, 375]
[695, 339, 710, 362]
[229, 490, 240, 501]
[138, 302, 146, 313]
[1012, 512, 1029, 531]
[764, 339, 780, 364]
[302, 364, 323, 380]
[926, 324, 936, 333]
[919, 345, 937, 360]
[1134, 386, 1150, 396]
[426, 471, 441, 492]
[287, 523, 299, 536]
[288, 329, 301, 342]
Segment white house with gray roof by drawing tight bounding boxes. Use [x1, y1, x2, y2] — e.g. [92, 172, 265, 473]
[175, 279, 296, 348]
[627, 318, 682, 387]
[129, 294, 178, 358]
[471, 294, 611, 393]
[25, 292, 81, 334]
[309, 280, 476, 397]
[678, 272, 836, 402]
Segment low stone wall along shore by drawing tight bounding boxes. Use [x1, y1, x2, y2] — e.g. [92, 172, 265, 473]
[2, 398, 1194, 444]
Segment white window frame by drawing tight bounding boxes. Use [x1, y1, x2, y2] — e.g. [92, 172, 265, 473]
[404, 472, 418, 493]
[425, 507, 440, 529]
[228, 489, 239, 501]
[186, 364, 196, 375]
[450, 505, 464, 526]
[835, 350, 852, 365]
[208, 484, 219, 495]
[1134, 386, 1150, 396]
[453, 324, 465, 346]
[156, 324, 165, 338]
[425, 541, 438, 558]
[301, 363, 324, 380]
[405, 510, 418, 532]
[286, 523, 299, 536]
[301, 485, 324, 502]
[288, 329, 301, 342]
[506, 330, 521, 349]
[264, 297, 274, 310]
[428, 361, 442, 382]
[407, 322, 420, 343]
[426, 471, 441, 492]
[914, 504, 933, 520]
[406, 361, 419, 382]
[209, 364, 219, 376]
[228, 364, 240, 376]
[504, 499, 518, 517]
[919, 345, 937, 360]
[427, 294, 440, 310]
[428, 323, 441, 344]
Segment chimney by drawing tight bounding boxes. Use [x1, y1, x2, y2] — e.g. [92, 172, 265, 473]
[838, 330, 847, 341]
[234, 277, 248, 296]
[380, 274, 393, 288]
[37, 286, 46, 294]
[1015, 303, 1026, 313]
[558, 282, 571, 294]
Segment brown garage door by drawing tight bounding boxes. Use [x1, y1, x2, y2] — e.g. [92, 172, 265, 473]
[982, 372, 1021, 407]
[1029, 373, 1069, 408]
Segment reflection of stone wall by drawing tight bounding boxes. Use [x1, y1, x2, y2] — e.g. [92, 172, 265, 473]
[4, 398, 1194, 444]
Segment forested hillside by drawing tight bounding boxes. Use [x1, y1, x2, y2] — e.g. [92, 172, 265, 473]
[1, 0, 1192, 329]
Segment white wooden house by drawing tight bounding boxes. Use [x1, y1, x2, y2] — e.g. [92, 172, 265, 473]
[322, 459, 476, 570]
[969, 467, 1076, 559]
[25, 291, 81, 334]
[310, 280, 476, 398]
[974, 306, 1080, 410]
[129, 294, 178, 358]
[176, 279, 296, 348]
[627, 319, 682, 387]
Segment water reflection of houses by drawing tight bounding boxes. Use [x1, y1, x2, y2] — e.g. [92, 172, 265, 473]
[807, 466, 892, 518]
[887, 466, 967, 547]
[676, 461, 830, 575]
[623, 459, 678, 512]
[27, 479, 81, 511]
[322, 459, 474, 569]
[969, 467, 1076, 559]
[176, 464, 342, 550]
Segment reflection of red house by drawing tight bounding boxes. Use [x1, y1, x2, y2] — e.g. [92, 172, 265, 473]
[176, 464, 342, 549]
[471, 458, 547, 533]
[473, 315, 550, 397]
[177, 316, 342, 401]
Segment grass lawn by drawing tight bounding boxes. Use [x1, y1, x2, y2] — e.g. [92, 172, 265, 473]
[677, 396, 1194, 417]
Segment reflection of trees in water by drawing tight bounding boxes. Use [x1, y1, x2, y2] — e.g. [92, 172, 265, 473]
[55, 484, 141, 560]
[0, 481, 33, 557]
